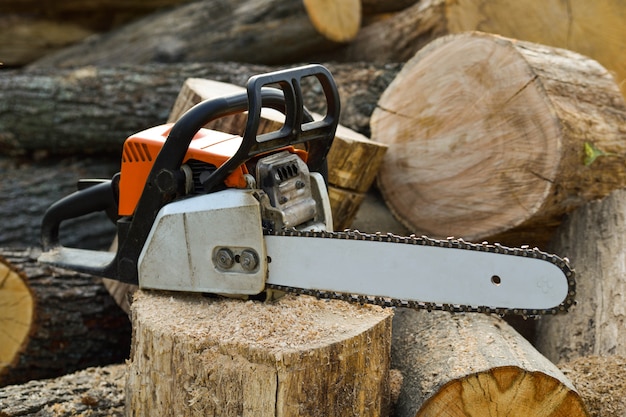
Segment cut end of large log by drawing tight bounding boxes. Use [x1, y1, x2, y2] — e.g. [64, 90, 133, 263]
[303, 0, 361, 42]
[0, 256, 34, 378]
[419, 367, 587, 416]
[127, 290, 393, 416]
[371, 31, 626, 246]
[392, 309, 589, 417]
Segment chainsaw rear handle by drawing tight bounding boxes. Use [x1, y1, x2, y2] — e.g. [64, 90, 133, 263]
[40, 180, 117, 252]
[40, 64, 340, 284]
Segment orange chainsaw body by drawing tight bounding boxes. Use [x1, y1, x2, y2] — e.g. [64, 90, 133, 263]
[118, 124, 307, 216]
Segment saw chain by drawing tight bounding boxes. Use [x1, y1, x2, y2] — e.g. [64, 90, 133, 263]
[265, 229, 576, 317]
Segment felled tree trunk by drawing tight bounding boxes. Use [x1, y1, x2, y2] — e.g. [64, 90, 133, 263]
[0, 63, 400, 157]
[126, 290, 393, 417]
[370, 32, 626, 248]
[0, 156, 118, 250]
[0, 249, 131, 387]
[29, 0, 360, 68]
[328, 0, 626, 100]
[167, 77, 387, 230]
[535, 189, 626, 364]
[391, 308, 588, 417]
[0, 0, 192, 67]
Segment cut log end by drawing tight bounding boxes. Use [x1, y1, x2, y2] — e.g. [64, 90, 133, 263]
[419, 367, 587, 416]
[392, 309, 588, 417]
[0, 257, 34, 377]
[374, 33, 560, 239]
[127, 290, 393, 416]
[372, 32, 626, 246]
[303, 0, 361, 42]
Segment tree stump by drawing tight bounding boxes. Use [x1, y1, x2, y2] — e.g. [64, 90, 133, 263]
[535, 189, 626, 364]
[167, 77, 387, 230]
[126, 290, 393, 417]
[391, 308, 588, 417]
[0, 248, 131, 387]
[370, 32, 626, 248]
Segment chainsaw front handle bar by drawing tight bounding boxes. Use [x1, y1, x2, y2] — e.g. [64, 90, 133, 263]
[40, 64, 340, 284]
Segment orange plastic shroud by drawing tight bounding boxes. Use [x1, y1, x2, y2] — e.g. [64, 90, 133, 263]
[118, 124, 307, 216]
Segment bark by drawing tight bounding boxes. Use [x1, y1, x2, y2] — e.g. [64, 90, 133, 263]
[371, 32, 626, 248]
[0, 364, 126, 417]
[126, 290, 393, 417]
[535, 189, 626, 364]
[0, 1, 194, 67]
[0, 248, 131, 387]
[391, 308, 588, 417]
[0, 62, 401, 157]
[0, 156, 118, 250]
[29, 0, 360, 68]
[324, 0, 626, 100]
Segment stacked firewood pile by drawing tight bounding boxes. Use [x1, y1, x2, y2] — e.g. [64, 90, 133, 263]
[2, 0, 626, 416]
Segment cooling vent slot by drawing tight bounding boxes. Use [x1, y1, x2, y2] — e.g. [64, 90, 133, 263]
[274, 163, 300, 182]
[122, 142, 153, 163]
[186, 159, 218, 194]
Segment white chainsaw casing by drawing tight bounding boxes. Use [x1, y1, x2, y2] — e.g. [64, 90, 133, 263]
[137, 189, 267, 294]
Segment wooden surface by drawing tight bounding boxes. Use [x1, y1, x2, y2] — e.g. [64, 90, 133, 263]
[327, 0, 626, 101]
[391, 308, 588, 416]
[127, 290, 393, 417]
[0, 63, 400, 157]
[167, 77, 387, 230]
[0, 249, 131, 387]
[30, 0, 357, 68]
[371, 32, 626, 248]
[0, 256, 33, 379]
[0, 0, 192, 66]
[536, 189, 626, 364]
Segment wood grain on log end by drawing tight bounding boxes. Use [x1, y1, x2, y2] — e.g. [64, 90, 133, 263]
[303, 0, 361, 42]
[0, 248, 131, 387]
[392, 308, 588, 416]
[0, 256, 34, 380]
[127, 290, 393, 417]
[371, 32, 626, 247]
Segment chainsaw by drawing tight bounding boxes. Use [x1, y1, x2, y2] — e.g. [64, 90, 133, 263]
[38, 65, 575, 316]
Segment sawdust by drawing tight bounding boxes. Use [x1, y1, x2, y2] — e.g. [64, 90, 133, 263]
[558, 355, 626, 417]
[133, 290, 392, 352]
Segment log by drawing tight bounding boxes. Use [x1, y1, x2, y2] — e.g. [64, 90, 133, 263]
[0, 156, 118, 250]
[126, 290, 393, 417]
[167, 77, 387, 230]
[535, 189, 626, 364]
[0, 63, 400, 157]
[0, 248, 131, 387]
[0, 16, 94, 68]
[391, 308, 588, 417]
[2, 358, 621, 417]
[0, 0, 192, 67]
[328, 0, 626, 100]
[0, 364, 126, 417]
[30, 0, 360, 68]
[370, 32, 626, 248]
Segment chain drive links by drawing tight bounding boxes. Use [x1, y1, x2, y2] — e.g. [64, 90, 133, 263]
[264, 229, 576, 317]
